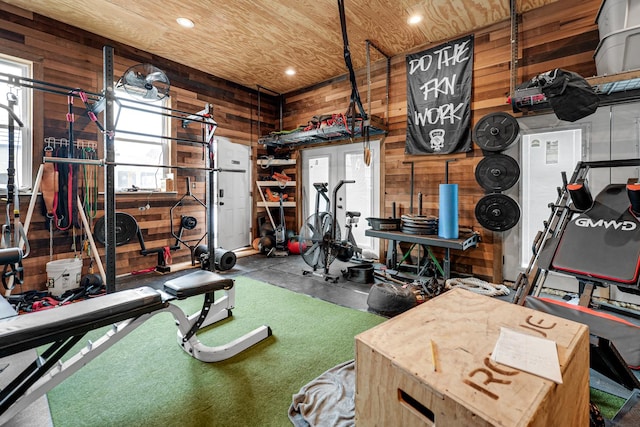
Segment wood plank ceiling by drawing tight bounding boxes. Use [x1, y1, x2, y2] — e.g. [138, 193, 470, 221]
[3, 0, 557, 94]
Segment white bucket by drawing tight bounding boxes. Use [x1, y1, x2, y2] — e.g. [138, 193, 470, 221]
[46, 258, 82, 296]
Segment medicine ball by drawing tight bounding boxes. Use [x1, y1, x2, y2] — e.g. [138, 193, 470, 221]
[252, 238, 261, 251]
[287, 235, 301, 254]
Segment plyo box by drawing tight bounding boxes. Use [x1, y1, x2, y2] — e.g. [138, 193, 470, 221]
[355, 288, 589, 427]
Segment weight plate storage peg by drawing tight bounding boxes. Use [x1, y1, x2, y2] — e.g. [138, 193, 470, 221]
[475, 194, 521, 232]
[475, 154, 521, 192]
[472, 112, 520, 152]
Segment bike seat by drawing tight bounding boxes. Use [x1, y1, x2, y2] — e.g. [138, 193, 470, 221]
[346, 211, 361, 218]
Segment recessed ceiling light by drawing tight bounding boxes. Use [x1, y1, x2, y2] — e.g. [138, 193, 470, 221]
[285, 68, 296, 76]
[176, 17, 195, 28]
[408, 14, 422, 25]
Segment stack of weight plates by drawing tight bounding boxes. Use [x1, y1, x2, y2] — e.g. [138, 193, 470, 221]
[401, 214, 438, 235]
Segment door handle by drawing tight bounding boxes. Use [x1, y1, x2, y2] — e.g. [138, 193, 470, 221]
[219, 189, 224, 198]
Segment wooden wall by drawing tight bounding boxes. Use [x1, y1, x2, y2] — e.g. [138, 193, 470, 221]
[0, 3, 277, 291]
[282, 0, 601, 282]
[0, 0, 603, 292]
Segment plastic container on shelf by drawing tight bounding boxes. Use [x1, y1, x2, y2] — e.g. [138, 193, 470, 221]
[597, 0, 640, 40]
[594, 24, 640, 75]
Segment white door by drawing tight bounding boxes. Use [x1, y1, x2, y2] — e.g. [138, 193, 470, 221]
[215, 137, 251, 250]
[520, 129, 583, 269]
[301, 141, 380, 254]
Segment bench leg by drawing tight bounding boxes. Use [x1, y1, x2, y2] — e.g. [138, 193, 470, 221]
[0, 313, 155, 425]
[165, 297, 272, 363]
[182, 324, 272, 363]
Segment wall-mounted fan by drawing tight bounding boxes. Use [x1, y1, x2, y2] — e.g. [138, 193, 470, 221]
[118, 63, 170, 101]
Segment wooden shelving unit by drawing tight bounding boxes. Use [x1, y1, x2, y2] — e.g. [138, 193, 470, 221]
[254, 157, 298, 233]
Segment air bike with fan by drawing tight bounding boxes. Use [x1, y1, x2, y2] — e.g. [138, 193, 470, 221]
[299, 180, 358, 283]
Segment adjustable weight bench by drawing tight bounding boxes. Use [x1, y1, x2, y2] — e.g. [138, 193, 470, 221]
[0, 269, 272, 424]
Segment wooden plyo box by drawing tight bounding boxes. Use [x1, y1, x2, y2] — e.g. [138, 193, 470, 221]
[355, 288, 589, 427]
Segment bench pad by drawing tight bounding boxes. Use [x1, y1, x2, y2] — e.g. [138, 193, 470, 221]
[163, 270, 233, 299]
[0, 286, 163, 358]
[552, 184, 640, 287]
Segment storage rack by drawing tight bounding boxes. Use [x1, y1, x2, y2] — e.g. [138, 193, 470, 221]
[258, 115, 387, 148]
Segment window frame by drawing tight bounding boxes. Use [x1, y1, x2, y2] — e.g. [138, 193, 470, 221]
[0, 54, 33, 190]
[112, 88, 172, 192]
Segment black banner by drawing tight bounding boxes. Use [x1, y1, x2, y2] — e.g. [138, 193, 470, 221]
[405, 35, 474, 155]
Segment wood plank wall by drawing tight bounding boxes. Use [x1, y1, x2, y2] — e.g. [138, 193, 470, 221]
[0, 3, 277, 292]
[282, 0, 601, 282]
[0, 0, 603, 292]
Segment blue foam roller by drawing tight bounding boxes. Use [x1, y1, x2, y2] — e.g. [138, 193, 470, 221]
[438, 183, 458, 239]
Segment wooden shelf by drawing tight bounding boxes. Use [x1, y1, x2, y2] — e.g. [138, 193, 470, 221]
[256, 181, 295, 187]
[257, 201, 296, 208]
[256, 158, 296, 166]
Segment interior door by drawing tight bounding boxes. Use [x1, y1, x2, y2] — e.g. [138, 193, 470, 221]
[215, 137, 251, 250]
[301, 141, 380, 254]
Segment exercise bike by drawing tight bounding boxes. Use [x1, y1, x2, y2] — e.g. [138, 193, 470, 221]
[343, 210, 362, 260]
[299, 179, 356, 282]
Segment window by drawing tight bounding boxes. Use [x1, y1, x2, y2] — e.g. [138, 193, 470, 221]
[113, 89, 170, 191]
[0, 55, 32, 190]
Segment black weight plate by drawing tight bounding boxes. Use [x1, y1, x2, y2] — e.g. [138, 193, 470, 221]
[475, 154, 521, 192]
[401, 226, 438, 235]
[401, 224, 438, 232]
[94, 212, 139, 246]
[475, 194, 521, 231]
[473, 112, 520, 152]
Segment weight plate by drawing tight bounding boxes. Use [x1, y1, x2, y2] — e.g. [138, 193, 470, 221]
[401, 225, 438, 235]
[94, 212, 139, 246]
[475, 194, 521, 231]
[181, 215, 198, 230]
[472, 112, 520, 152]
[401, 215, 438, 227]
[475, 154, 520, 192]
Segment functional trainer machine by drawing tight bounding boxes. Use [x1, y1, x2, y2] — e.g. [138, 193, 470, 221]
[0, 49, 271, 424]
[0, 251, 271, 425]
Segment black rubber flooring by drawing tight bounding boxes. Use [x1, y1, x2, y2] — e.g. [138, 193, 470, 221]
[116, 253, 373, 312]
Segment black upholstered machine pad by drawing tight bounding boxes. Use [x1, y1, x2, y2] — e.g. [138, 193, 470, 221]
[0, 286, 164, 358]
[552, 184, 640, 286]
[164, 269, 233, 299]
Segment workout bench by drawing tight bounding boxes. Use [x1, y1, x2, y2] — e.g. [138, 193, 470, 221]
[0, 269, 272, 424]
